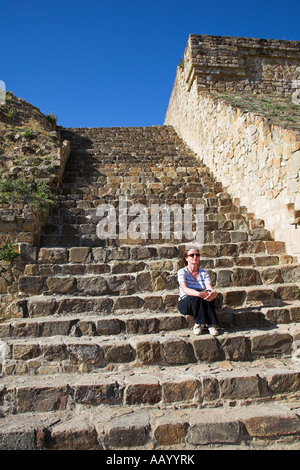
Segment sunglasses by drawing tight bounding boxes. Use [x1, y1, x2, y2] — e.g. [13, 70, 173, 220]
[187, 253, 200, 258]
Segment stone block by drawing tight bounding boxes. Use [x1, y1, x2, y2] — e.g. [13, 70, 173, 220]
[241, 412, 300, 437]
[102, 342, 136, 363]
[186, 414, 241, 445]
[46, 276, 75, 294]
[246, 288, 273, 303]
[136, 340, 161, 364]
[251, 332, 292, 357]
[192, 337, 221, 362]
[161, 338, 196, 365]
[280, 265, 300, 283]
[69, 247, 90, 263]
[27, 298, 57, 317]
[266, 371, 300, 394]
[19, 276, 45, 294]
[222, 290, 246, 307]
[275, 285, 300, 301]
[49, 416, 99, 450]
[16, 386, 68, 413]
[154, 419, 188, 446]
[126, 318, 158, 334]
[13, 343, 41, 360]
[95, 318, 125, 335]
[218, 336, 250, 361]
[232, 268, 262, 286]
[260, 267, 283, 284]
[74, 382, 124, 405]
[162, 378, 199, 403]
[201, 376, 219, 402]
[106, 412, 150, 448]
[219, 375, 261, 399]
[38, 248, 68, 264]
[43, 343, 67, 362]
[125, 377, 161, 405]
[265, 241, 286, 254]
[143, 295, 163, 310]
[67, 343, 102, 365]
[76, 276, 108, 295]
[113, 296, 143, 310]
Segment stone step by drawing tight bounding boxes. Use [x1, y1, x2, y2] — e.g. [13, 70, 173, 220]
[1, 324, 299, 375]
[31, 246, 294, 268]
[1, 303, 300, 339]
[0, 396, 300, 449]
[24, 260, 299, 288]
[16, 282, 300, 318]
[1, 358, 300, 415]
[18, 261, 300, 296]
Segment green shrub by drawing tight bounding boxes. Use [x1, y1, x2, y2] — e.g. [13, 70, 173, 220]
[0, 243, 19, 261]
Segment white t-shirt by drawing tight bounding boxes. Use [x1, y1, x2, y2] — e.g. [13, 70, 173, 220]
[178, 267, 212, 300]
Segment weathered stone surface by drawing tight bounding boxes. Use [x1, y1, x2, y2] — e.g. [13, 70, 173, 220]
[49, 416, 99, 450]
[67, 343, 101, 364]
[69, 247, 90, 263]
[95, 318, 125, 336]
[266, 371, 300, 394]
[251, 332, 292, 357]
[232, 268, 262, 286]
[136, 340, 161, 364]
[19, 276, 44, 294]
[161, 338, 196, 365]
[38, 248, 68, 264]
[102, 343, 135, 363]
[241, 412, 300, 437]
[219, 375, 261, 399]
[46, 276, 75, 294]
[125, 377, 161, 404]
[106, 412, 150, 448]
[13, 343, 41, 360]
[15, 386, 68, 413]
[219, 335, 250, 361]
[154, 418, 188, 445]
[162, 378, 199, 403]
[186, 414, 241, 444]
[76, 277, 108, 295]
[74, 382, 124, 405]
[192, 337, 221, 362]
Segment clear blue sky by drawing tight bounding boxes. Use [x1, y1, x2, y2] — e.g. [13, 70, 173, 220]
[1, 0, 299, 128]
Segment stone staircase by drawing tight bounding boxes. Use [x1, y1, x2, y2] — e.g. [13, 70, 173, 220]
[0, 125, 300, 450]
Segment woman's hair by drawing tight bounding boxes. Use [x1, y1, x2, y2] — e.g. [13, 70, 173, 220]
[181, 248, 200, 266]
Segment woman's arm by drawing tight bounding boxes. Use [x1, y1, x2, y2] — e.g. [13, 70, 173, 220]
[180, 282, 209, 299]
[203, 283, 217, 301]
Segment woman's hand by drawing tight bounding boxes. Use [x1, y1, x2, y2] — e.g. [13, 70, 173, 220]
[201, 289, 217, 302]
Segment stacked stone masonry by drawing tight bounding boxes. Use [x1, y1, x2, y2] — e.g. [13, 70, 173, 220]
[165, 34, 300, 257]
[0, 124, 300, 450]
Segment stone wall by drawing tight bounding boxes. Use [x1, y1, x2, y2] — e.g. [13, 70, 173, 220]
[165, 34, 300, 258]
[184, 34, 300, 97]
[0, 93, 70, 319]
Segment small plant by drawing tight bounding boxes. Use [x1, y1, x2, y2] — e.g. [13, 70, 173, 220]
[46, 112, 58, 124]
[0, 242, 19, 261]
[35, 181, 58, 213]
[23, 127, 35, 139]
[8, 106, 17, 119]
[178, 58, 184, 69]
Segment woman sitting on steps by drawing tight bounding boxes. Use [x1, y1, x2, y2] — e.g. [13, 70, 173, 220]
[177, 248, 219, 336]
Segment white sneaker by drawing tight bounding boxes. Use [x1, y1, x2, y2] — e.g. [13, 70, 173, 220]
[208, 326, 219, 336]
[193, 324, 202, 335]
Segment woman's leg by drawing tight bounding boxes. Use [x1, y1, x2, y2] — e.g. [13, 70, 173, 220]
[178, 295, 218, 326]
